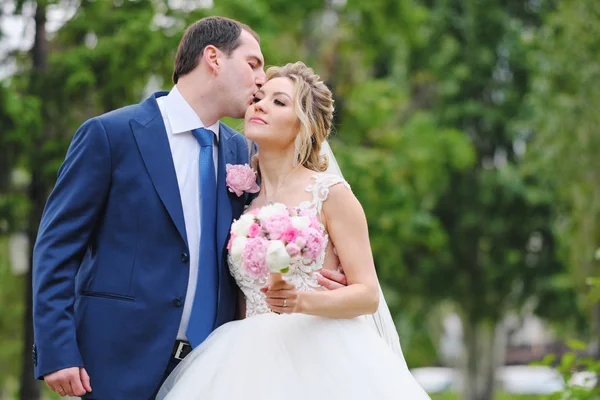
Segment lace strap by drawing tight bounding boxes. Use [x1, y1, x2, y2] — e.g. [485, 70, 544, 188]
[304, 173, 351, 215]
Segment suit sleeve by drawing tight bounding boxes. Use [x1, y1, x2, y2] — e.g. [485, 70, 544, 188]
[32, 117, 112, 379]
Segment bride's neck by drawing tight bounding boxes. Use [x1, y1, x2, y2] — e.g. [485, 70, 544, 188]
[258, 149, 300, 197]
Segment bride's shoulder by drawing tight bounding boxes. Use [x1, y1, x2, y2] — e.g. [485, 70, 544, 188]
[313, 173, 355, 208]
[320, 179, 365, 228]
[310, 173, 351, 191]
[304, 173, 352, 207]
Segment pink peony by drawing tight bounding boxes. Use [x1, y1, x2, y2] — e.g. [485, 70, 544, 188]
[247, 223, 261, 238]
[262, 214, 292, 240]
[285, 243, 301, 257]
[295, 236, 307, 249]
[281, 227, 300, 244]
[241, 237, 269, 278]
[301, 227, 326, 260]
[226, 164, 260, 197]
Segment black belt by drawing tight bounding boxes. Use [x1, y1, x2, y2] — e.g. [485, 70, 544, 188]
[171, 340, 192, 361]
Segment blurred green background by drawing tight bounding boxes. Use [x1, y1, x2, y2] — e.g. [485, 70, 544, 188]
[1, 0, 599, 399]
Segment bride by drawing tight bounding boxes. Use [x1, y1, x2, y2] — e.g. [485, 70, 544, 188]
[157, 61, 430, 399]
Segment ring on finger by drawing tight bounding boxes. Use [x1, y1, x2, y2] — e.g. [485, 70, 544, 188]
[283, 299, 287, 307]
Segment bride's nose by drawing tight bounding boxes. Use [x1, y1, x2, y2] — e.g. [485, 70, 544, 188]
[254, 98, 267, 113]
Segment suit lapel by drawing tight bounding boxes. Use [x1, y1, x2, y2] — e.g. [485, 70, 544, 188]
[131, 93, 188, 247]
[216, 125, 236, 267]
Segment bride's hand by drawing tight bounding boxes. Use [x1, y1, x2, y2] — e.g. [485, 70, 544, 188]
[261, 275, 299, 314]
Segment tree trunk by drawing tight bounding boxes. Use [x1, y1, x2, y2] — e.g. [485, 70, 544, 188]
[20, 1, 48, 399]
[461, 317, 507, 400]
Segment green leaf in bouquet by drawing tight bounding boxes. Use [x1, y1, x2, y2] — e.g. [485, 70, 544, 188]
[281, 267, 290, 274]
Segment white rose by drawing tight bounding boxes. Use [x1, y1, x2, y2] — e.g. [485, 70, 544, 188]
[265, 240, 291, 273]
[231, 214, 255, 237]
[291, 216, 310, 231]
[257, 203, 288, 222]
[230, 237, 247, 266]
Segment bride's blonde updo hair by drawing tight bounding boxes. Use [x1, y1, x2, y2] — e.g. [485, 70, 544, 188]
[253, 61, 334, 172]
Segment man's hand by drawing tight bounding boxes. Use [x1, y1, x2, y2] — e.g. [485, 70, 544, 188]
[317, 267, 347, 290]
[44, 367, 92, 397]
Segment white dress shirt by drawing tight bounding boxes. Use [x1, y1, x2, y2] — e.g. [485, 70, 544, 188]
[156, 86, 219, 340]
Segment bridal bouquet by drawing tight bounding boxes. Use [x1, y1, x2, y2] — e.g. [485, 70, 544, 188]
[227, 203, 326, 277]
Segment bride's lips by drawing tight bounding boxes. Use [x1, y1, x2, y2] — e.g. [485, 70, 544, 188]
[249, 117, 267, 125]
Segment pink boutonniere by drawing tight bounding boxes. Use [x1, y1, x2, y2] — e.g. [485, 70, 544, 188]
[226, 163, 260, 197]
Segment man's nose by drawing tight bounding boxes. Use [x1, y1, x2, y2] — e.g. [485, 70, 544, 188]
[255, 71, 267, 88]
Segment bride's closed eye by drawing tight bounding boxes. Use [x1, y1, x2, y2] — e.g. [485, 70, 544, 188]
[251, 96, 286, 107]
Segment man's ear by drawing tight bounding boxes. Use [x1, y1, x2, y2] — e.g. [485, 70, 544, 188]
[202, 45, 220, 74]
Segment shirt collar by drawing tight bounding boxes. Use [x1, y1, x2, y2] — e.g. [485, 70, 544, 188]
[163, 85, 220, 140]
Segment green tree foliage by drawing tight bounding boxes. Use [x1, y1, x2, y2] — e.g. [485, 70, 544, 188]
[395, 1, 566, 398]
[524, 0, 600, 341]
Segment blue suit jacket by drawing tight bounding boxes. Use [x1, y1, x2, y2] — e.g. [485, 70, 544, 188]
[32, 92, 250, 399]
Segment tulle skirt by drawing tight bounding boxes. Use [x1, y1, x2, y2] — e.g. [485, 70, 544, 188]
[157, 313, 430, 399]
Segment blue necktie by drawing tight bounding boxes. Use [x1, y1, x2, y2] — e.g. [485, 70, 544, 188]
[187, 127, 219, 347]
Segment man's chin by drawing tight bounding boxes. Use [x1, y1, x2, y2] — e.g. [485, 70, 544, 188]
[230, 108, 247, 120]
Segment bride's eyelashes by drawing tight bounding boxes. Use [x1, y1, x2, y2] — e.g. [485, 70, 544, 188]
[251, 96, 287, 107]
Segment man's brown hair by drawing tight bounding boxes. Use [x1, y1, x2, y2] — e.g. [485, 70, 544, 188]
[172, 16, 260, 84]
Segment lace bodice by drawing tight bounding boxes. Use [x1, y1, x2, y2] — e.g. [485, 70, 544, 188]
[228, 173, 350, 317]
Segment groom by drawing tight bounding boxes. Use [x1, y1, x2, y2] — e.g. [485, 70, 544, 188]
[32, 17, 267, 399]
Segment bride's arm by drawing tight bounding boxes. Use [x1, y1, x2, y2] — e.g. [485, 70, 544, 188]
[265, 184, 380, 319]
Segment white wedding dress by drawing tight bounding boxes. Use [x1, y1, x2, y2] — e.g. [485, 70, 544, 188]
[157, 174, 430, 400]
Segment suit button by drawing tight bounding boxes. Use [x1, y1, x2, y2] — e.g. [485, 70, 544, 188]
[180, 252, 189, 263]
[173, 298, 182, 307]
